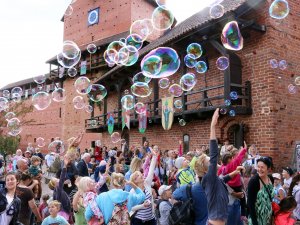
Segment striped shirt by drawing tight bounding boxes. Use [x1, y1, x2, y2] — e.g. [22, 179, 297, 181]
[135, 188, 155, 221]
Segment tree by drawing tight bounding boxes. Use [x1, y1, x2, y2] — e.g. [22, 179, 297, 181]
[0, 100, 35, 155]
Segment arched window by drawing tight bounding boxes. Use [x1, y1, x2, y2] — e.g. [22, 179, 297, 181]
[183, 134, 190, 153]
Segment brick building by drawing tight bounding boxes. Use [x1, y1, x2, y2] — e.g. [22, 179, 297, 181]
[1, 0, 300, 169]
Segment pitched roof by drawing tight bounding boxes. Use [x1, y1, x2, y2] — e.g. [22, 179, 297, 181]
[46, 31, 130, 64]
[0, 74, 51, 90]
[94, 0, 264, 84]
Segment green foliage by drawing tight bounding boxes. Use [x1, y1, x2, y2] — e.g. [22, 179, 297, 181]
[0, 136, 20, 156]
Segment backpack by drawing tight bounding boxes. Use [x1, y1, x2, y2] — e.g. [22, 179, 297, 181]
[168, 184, 194, 225]
[155, 199, 172, 219]
[107, 201, 130, 225]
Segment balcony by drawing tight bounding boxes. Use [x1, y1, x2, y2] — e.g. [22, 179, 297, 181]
[85, 81, 252, 133]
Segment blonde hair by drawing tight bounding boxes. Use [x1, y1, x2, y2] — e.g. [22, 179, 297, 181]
[48, 178, 57, 190]
[111, 172, 125, 188]
[130, 157, 142, 173]
[129, 171, 142, 185]
[48, 200, 61, 209]
[194, 154, 210, 178]
[77, 176, 93, 193]
[31, 155, 41, 163]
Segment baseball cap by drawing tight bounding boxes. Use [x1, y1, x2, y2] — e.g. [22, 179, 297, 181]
[282, 167, 294, 176]
[158, 185, 172, 196]
[25, 150, 31, 154]
[272, 173, 281, 180]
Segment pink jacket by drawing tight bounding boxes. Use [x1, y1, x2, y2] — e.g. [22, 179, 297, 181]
[217, 148, 247, 187]
[274, 203, 296, 225]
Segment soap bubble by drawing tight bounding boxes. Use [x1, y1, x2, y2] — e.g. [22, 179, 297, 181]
[216, 56, 229, 70]
[2, 90, 10, 99]
[269, 59, 278, 68]
[126, 34, 143, 50]
[221, 21, 243, 51]
[33, 75, 46, 84]
[73, 96, 85, 109]
[11, 87, 23, 96]
[174, 100, 183, 109]
[225, 99, 231, 106]
[288, 84, 297, 94]
[134, 102, 147, 114]
[107, 41, 126, 55]
[7, 118, 22, 136]
[229, 109, 236, 117]
[90, 120, 98, 127]
[210, 4, 224, 19]
[168, 84, 183, 97]
[111, 132, 121, 143]
[57, 51, 81, 69]
[130, 19, 154, 42]
[159, 78, 170, 89]
[11, 93, 21, 103]
[74, 76, 91, 95]
[121, 95, 134, 110]
[32, 92, 51, 110]
[295, 76, 300, 86]
[186, 43, 203, 59]
[36, 137, 46, 148]
[230, 91, 238, 100]
[85, 105, 93, 113]
[0, 97, 9, 111]
[119, 45, 139, 66]
[5, 112, 15, 121]
[269, 0, 289, 19]
[179, 119, 186, 126]
[195, 61, 208, 73]
[48, 140, 65, 153]
[88, 84, 107, 102]
[104, 49, 117, 65]
[152, 6, 174, 30]
[133, 72, 152, 84]
[68, 67, 77, 77]
[141, 55, 162, 77]
[184, 54, 197, 68]
[220, 108, 227, 115]
[52, 88, 66, 102]
[131, 82, 152, 98]
[62, 40, 80, 59]
[65, 5, 73, 16]
[278, 60, 287, 70]
[180, 73, 197, 91]
[87, 43, 97, 54]
[141, 47, 180, 78]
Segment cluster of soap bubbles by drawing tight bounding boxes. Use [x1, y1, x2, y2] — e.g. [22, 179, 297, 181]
[269, 59, 287, 70]
[184, 43, 208, 74]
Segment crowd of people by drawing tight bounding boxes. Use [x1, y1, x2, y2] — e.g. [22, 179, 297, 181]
[0, 109, 299, 225]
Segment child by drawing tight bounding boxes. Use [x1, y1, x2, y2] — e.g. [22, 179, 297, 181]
[274, 196, 297, 225]
[77, 177, 104, 225]
[174, 156, 195, 186]
[273, 173, 286, 204]
[39, 194, 50, 220]
[29, 155, 42, 200]
[158, 185, 173, 225]
[42, 200, 70, 225]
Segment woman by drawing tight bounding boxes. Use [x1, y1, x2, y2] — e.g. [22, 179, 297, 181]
[129, 146, 158, 225]
[288, 174, 300, 220]
[247, 157, 274, 225]
[16, 172, 42, 225]
[72, 177, 87, 225]
[124, 157, 143, 192]
[85, 172, 145, 224]
[0, 172, 21, 225]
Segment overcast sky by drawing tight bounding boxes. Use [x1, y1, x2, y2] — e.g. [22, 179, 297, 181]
[0, 0, 70, 89]
[0, 0, 215, 89]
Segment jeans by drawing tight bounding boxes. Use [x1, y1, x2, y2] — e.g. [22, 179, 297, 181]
[226, 200, 243, 225]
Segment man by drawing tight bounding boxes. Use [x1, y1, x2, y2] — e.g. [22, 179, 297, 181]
[24, 150, 32, 165]
[77, 153, 91, 176]
[16, 158, 29, 181]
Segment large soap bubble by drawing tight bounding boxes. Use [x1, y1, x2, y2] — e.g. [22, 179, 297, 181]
[186, 43, 203, 59]
[133, 72, 152, 84]
[62, 40, 80, 60]
[168, 84, 183, 97]
[7, 118, 22, 136]
[130, 19, 154, 43]
[32, 92, 51, 110]
[52, 88, 66, 102]
[221, 21, 243, 51]
[141, 55, 162, 77]
[141, 47, 180, 78]
[88, 84, 107, 102]
[74, 77, 91, 95]
[121, 95, 134, 110]
[269, 0, 289, 19]
[57, 51, 81, 69]
[48, 140, 65, 153]
[73, 96, 85, 109]
[152, 6, 174, 31]
[131, 82, 152, 98]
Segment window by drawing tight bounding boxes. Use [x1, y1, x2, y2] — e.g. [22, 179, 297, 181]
[183, 134, 190, 153]
[34, 138, 36, 143]
[142, 137, 147, 146]
[59, 108, 62, 118]
[88, 8, 99, 26]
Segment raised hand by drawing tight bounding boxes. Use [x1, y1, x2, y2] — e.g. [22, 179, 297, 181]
[211, 108, 219, 128]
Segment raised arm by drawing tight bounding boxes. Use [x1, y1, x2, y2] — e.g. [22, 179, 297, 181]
[207, 109, 219, 176]
[145, 148, 158, 186]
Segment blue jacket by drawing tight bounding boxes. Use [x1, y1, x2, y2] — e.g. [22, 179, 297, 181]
[85, 188, 145, 224]
[124, 170, 132, 192]
[173, 183, 208, 225]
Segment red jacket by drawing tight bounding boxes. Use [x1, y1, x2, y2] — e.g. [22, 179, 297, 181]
[274, 203, 296, 225]
[218, 148, 247, 187]
[94, 146, 102, 162]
